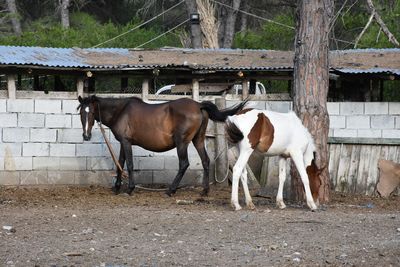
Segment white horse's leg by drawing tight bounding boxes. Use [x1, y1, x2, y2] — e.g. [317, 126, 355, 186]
[276, 157, 287, 209]
[290, 150, 318, 211]
[240, 167, 255, 210]
[231, 149, 253, 211]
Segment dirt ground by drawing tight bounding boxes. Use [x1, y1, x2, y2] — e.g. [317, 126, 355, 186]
[0, 185, 399, 267]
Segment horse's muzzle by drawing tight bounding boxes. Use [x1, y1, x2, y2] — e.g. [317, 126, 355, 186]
[83, 133, 92, 141]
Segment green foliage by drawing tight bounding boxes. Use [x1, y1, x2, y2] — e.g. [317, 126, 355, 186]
[233, 14, 295, 50]
[0, 12, 182, 48]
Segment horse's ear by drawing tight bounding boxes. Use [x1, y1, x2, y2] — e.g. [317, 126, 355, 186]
[78, 96, 83, 103]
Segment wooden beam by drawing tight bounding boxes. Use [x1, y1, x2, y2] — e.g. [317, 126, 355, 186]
[214, 98, 228, 185]
[7, 74, 16, 99]
[242, 80, 249, 100]
[142, 79, 149, 101]
[192, 79, 199, 101]
[77, 77, 84, 97]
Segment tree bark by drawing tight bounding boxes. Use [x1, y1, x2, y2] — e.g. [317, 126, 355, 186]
[222, 0, 241, 48]
[291, 0, 333, 203]
[6, 0, 22, 36]
[239, 1, 248, 34]
[60, 0, 71, 29]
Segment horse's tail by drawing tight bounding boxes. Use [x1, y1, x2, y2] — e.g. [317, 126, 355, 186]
[199, 99, 248, 122]
[224, 119, 244, 144]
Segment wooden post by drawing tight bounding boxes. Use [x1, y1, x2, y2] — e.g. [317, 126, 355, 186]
[192, 79, 199, 101]
[142, 79, 149, 101]
[77, 77, 84, 97]
[214, 97, 228, 185]
[7, 74, 16, 99]
[121, 77, 128, 92]
[242, 80, 249, 100]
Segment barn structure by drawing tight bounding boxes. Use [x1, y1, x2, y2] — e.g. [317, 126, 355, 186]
[0, 45, 399, 196]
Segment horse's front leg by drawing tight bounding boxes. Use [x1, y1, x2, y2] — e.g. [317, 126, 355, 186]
[290, 151, 318, 211]
[166, 142, 189, 196]
[121, 140, 135, 195]
[114, 143, 125, 194]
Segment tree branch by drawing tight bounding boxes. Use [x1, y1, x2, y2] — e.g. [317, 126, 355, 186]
[354, 12, 374, 48]
[366, 0, 399, 47]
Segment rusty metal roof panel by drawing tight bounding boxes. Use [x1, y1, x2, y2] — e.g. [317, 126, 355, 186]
[0, 45, 399, 73]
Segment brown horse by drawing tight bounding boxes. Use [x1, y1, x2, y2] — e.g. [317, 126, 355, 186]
[78, 95, 247, 196]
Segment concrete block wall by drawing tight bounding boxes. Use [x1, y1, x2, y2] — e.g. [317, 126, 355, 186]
[328, 102, 400, 138]
[0, 98, 215, 186]
[1, 98, 399, 186]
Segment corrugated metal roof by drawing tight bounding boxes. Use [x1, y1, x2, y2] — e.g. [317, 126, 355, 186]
[0, 45, 399, 74]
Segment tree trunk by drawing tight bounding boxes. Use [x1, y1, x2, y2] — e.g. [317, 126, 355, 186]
[222, 0, 241, 48]
[6, 0, 22, 36]
[60, 0, 71, 29]
[239, 1, 248, 34]
[185, 0, 202, 48]
[291, 0, 333, 203]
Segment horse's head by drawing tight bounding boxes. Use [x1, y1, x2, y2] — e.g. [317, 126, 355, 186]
[77, 95, 98, 141]
[306, 159, 322, 203]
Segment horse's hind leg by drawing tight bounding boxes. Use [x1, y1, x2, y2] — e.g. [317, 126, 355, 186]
[192, 117, 210, 196]
[121, 140, 135, 195]
[276, 157, 287, 209]
[114, 143, 126, 194]
[166, 141, 190, 196]
[231, 148, 253, 211]
[240, 167, 255, 209]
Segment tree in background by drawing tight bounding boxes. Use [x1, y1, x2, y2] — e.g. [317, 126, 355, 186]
[5, 0, 21, 35]
[291, 0, 333, 203]
[59, 0, 70, 29]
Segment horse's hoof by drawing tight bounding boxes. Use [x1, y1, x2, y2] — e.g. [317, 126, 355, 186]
[200, 189, 209, 197]
[231, 202, 242, 211]
[276, 201, 286, 210]
[247, 202, 256, 210]
[113, 187, 121, 195]
[165, 190, 174, 197]
[127, 188, 135, 196]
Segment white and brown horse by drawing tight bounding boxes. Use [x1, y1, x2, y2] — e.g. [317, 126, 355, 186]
[225, 108, 321, 211]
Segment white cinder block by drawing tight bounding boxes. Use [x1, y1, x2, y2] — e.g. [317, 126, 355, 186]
[0, 171, 20, 185]
[57, 129, 84, 143]
[371, 116, 395, 129]
[46, 114, 71, 128]
[59, 157, 87, 171]
[333, 129, 357, 138]
[33, 157, 60, 170]
[340, 102, 364, 115]
[346, 116, 370, 129]
[50, 144, 76, 157]
[18, 113, 45, 127]
[3, 128, 29, 142]
[357, 129, 382, 138]
[35, 99, 62, 114]
[23, 143, 49, 157]
[0, 113, 18, 127]
[396, 116, 400, 129]
[0, 99, 6, 112]
[164, 156, 178, 170]
[364, 102, 388, 115]
[20, 171, 48, 185]
[327, 102, 340, 115]
[137, 157, 164, 170]
[0, 143, 22, 157]
[389, 103, 400, 115]
[7, 99, 34, 113]
[0, 157, 4, 170]
[30, 128, 57, 142]
[266, 101, 292, 113]
[48, 171, 75, 184]
[62, 99, 80, 114]
[72, 115, 82, 128]
[87, 157, 114, 170]
[382, 129, 400, 138]
[4, 156, 32, 171]
[76, 143, 108, 157]
[329, 115, 346, 129]
[247, 101, 265, 110]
